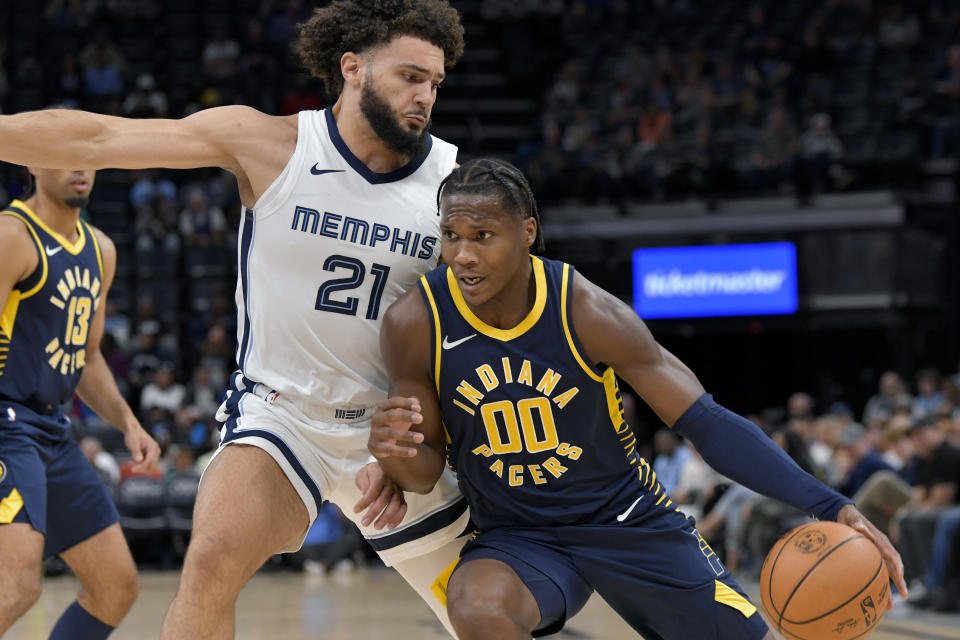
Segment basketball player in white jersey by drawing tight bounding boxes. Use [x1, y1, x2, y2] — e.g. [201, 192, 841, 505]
[0, 2, 469, 637]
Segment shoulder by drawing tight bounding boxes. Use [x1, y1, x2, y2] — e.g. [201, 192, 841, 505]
[184, 106, 298, 144]
[88, 224, 116, 261]
[383, 285, 430, 335]
[0, 212, 39, 280]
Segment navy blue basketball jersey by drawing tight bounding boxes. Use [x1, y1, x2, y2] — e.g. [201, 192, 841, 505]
[0, 200, 104, 419]
[419, 256, 671, 531]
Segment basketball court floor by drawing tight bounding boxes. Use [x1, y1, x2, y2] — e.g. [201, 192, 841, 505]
[6, 568, 960, 639]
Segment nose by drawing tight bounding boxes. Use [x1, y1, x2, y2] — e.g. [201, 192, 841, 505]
[453, 242, 477, 267]
[414, 81, 435, 111]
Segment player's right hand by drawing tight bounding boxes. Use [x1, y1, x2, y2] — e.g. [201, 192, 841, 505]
[368, 396, 425, 459]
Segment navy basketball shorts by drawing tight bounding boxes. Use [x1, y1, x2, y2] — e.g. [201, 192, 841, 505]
[453, 506, 769, 639]
[0, 404, 119, 558]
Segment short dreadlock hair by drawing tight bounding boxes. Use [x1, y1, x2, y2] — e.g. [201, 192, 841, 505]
[296, 0, 465, 96]
[437, 158, 545, 253]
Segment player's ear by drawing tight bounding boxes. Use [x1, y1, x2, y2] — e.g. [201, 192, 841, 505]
[340, 51, 363, 89]
[522, 217, 536, 249]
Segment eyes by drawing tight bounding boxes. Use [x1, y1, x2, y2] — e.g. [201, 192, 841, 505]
[443, 230, 492, 241]
[403, 73, 442, 91]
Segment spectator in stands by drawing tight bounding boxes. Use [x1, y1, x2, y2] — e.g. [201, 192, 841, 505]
[797, 112, 846, 193]
[53, 53, 82, 108]
[280, 74, 324, 116]
[670, 444, 727, 523]
[651, 428, 692, 495]
[877, 4, 921, 50]
[82, 49, 123, 109]
[43, 0, 92, 30]
[835, 421, 912, 535]
[183, 365, 220, 420]
[134, 193, 180, 251]
[746, 105, 797, 193]
[863, 371, 913, 426]
[894, 416, 960, 592]
[121, 73, 168, 118]
[931, 43, 960, 158]
[129, 169, 177, 210]
[80, 436, 121, 486]
[202, 29, 241, 84]
[140, 362, 186, 419]
[179, 186, 227, 247]
[913, 368, 946, 419]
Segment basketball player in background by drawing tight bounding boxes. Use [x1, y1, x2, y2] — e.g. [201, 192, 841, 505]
[0, 2, 470, 638]
[0, 167, 160, 638]
[369, 159, 908, 639]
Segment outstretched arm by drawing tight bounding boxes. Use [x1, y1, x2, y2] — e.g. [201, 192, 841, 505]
[570, 271, 907, 599]
[368, 288, 447, 494]
[75, 229, 160, 473]
[0, 106, 297, 207]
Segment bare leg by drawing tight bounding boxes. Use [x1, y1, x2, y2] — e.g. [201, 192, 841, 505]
[59, 522, 139, 625]
[447, 558, 540, 640]
[160, 444, 310, 639]
[0, 523, 44, 633]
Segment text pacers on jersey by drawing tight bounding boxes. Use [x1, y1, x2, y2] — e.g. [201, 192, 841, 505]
[454, 356, 583, 487]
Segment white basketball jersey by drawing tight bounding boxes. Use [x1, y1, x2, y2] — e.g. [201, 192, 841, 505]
[234, 109, 456, 414]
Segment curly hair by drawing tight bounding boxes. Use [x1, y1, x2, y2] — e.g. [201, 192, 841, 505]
[437, 158, 546, 253]
[296, 0, 465, 96]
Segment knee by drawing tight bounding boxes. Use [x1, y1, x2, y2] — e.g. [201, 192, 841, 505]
[447, 584, 528, 639]
[112, 568, 140, 612]
[2, 571, 42, 616]
[181, 535, 251, 594]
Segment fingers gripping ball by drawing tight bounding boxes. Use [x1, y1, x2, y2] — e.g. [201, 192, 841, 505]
[760, 521, 889, 640]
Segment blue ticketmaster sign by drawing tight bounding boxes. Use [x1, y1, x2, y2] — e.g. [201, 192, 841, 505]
[633, 242, 798, 319]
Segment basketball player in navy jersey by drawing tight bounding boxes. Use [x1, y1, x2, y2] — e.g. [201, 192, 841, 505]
[369, 158, 908, 639]
[0, 168, 160, 639]
[0, 2, 471, 638]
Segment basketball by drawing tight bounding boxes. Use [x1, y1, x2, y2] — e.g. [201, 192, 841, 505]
[760, 521, 889, 639]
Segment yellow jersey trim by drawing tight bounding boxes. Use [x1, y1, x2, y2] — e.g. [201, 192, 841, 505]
[1, 209, 49, 300]
[714, 580, 757, 618]
[430, 558, 460, 608]
[445, 256, 547, 342]
[560, 263, 603, 382]
[12, 200, 86, 255]
[602, 368, 624, 427]
[419, 276, 452, 445]
[86, 221, 104, 283]
[0, 488, 24, 524]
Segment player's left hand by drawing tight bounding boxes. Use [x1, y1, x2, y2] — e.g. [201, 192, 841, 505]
[836, 503, 908, 607]
[124, 424, 161, 474]
[353, 461, 407, 530]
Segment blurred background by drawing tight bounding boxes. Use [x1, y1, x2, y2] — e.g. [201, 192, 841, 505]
[1, 0, 958, 612]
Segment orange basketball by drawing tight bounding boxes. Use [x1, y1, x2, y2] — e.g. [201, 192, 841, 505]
[759, 521, 889, 640]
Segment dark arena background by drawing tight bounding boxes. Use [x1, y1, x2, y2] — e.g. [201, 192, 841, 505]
[1, 1, 959, 638]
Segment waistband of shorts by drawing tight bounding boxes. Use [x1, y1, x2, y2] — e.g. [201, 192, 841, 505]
[228, 371, 377, 424]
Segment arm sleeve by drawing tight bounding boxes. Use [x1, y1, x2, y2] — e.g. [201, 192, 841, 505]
[673, 393, 852, 521]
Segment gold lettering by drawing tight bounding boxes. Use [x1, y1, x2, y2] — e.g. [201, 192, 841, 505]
[508, 465, 523, 487]
[56, 279, 70, 300]
[90, 278, 101, 298]
[535, 368, 561, 396]
[456, 381, 484, 406]
[476, 364, 498, 392]
[49, 296, 65, 310]
[543, 457, 568, 478]
[48, 348, 64, 369]
[81, 268, 91, 290]
[64, 269, 76, 290]
[528, 465, 546, 485]
[453, 399, 476, 415]
[516, 360, 533, 386]
[501, 357, 513, 383]
[75, 349, 86, 369]
[45, 338, 60, 353]
[552, 387, 580, 409]
[490, 459, 503, 478]
[557, 443, 583, 460]
[472, 444, 494, 457]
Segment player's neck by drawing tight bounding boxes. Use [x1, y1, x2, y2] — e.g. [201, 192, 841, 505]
[331, 99, 413, 173]
[24, 194, 81, 242]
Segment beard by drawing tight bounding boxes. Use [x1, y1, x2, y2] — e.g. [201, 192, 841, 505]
[64, 196, 89, 209]
[360, 78, 431, 158]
